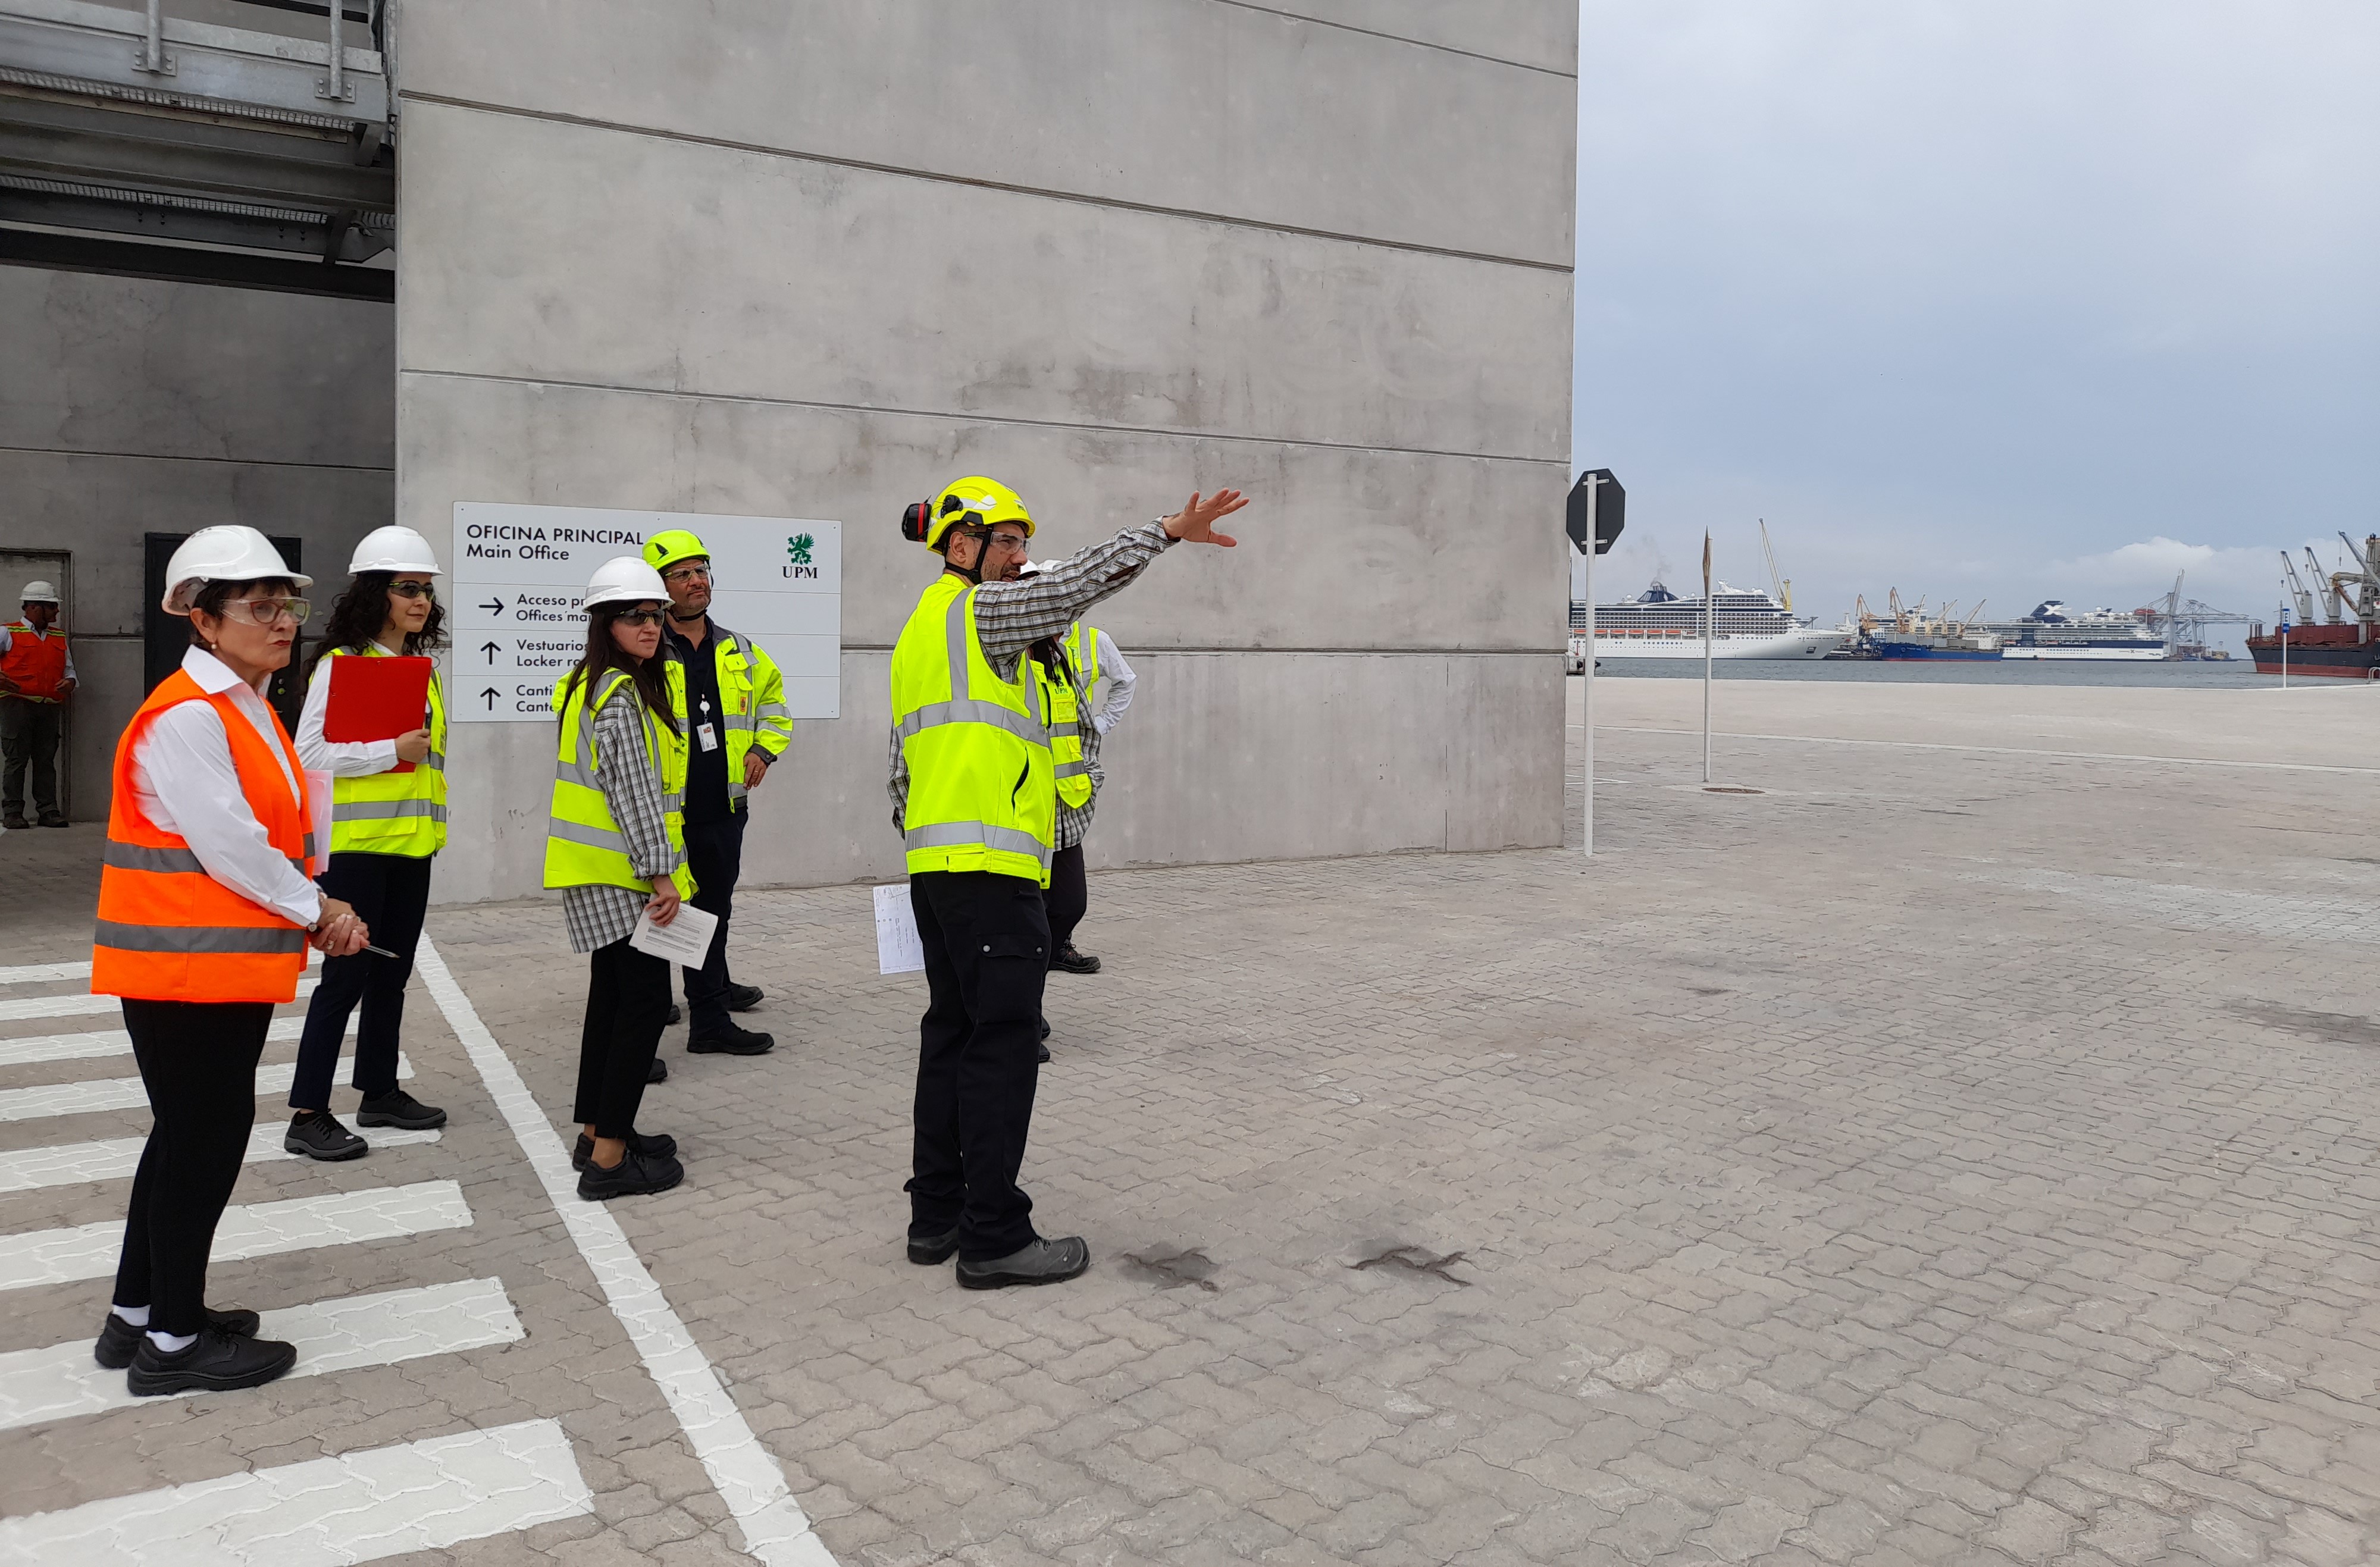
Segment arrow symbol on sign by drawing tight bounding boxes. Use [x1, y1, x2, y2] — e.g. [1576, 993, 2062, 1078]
[481, 641, 500, 665]
[480, 597, 505, 616]
[480, 687, 499, 712]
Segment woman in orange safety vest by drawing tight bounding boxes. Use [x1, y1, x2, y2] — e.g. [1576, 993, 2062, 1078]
[87, 526, 371, 1399]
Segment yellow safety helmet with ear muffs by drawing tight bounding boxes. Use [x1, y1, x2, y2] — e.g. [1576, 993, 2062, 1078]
[902, 475, 1035, 551]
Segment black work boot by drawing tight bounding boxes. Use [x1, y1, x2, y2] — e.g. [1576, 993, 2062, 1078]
[284, 1111, 367, 1161]
[957, 1236, 1091, 1290]
[95, 1307, 259, 1371]
[687, 1020, 774, 1055]
[356, 1089, 447, 1129]
[127, 1325, 297, 1396]
[1050, 944, 1101, 975]
[725, 982, 765, 1012]
[647, 1055, 668, 1083]
[572, 1129, 678, 1171]
[907, 1226, 961, 1265]
[577, 1146, 684, 1201]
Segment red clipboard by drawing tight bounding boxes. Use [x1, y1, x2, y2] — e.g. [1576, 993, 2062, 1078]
[324, 655, 433, 773]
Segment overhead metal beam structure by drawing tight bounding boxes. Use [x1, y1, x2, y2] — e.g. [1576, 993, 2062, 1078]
[0, 0, 392, 297]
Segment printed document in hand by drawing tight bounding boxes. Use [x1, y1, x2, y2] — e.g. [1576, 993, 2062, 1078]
[629, 901, 717, 967]
[875, 883, 924, 975]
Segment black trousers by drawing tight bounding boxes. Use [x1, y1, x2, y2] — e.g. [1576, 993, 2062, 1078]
[1, 697, 62, 817]
[113, 999, 271, 1336]
[679, 810, 745, 1031]
[1045, 843, 1088, 957]
[574, 938, 668, 1138]
[907, 870, 1049, 1261]
[289, 851, 434, 1110]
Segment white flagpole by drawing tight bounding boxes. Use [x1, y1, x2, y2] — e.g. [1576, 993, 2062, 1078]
[1702, 530, 1714, 784]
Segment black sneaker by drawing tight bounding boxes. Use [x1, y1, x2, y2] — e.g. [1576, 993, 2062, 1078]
[577, 1146, 684, 1201]
[666, 1002, 683, 1027]
[687, 1021, 774, 1055]
[1051, 945, 1101, 975]
[647, 1055, 668, 1083]
[95, 1307, 259, 1371]
[284, 1111, 367, 1161]
[356, 1089, 447, 1130]
[126, 1325, 297, 1396]
[907, 1226, 961, 1265]
[957, 1236, 1091, 1290]
[725, 982, 765, 1013]
[572, 1129, 679, 1171]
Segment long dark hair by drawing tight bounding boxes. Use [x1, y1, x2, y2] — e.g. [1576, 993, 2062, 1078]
[305, 571, 447, 676]
[558, 602, 679, 734]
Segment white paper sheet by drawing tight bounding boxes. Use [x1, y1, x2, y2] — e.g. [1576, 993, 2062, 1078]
[628, 900, 718, 967]
[874, 883, 924, 975]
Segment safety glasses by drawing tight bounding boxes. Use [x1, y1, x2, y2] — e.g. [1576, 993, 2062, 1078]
[662, 564, 712, 584]
[218, 597, 311, 626]
[387, 581, 437, 600]
[613, 609, 666, 626]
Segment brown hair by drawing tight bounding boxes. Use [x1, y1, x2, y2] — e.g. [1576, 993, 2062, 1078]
[187, 578, 297, 646]
[556, 602, 679, 734]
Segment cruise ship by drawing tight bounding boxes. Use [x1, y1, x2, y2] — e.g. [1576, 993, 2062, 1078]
[1568, 580, 1846, 664]
[1986, 601, 2165, 660]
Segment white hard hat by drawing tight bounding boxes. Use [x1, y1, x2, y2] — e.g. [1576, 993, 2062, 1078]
[581, 555, 670, 612]
[348, 525, 443, 576]
[161, 526, 311, 615]
[18, 580, 60, 604]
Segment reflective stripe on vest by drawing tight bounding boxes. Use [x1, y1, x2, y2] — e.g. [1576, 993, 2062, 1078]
[90, 670, 312, 1003]
[1041, 621, 1097, 810]
[322, 644, 449, 858]
[671, 628, 792, 805]
[1, 622, 68, 702]
[889, 578, 1055, 885]
[543, 667, 697, 899]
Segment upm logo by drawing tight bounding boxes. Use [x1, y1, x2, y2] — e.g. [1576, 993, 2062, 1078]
[784, 532, 819, 579]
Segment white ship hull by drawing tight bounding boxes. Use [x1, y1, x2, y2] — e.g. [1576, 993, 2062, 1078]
[1571, 628, 1846, 661]
[1998, 644, 2165, 661]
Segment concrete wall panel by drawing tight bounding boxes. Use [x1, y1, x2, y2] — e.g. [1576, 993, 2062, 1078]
[395, 373, 1569, 656]
[397, 103, 1570, 463]
[394, 0, 1576, 265]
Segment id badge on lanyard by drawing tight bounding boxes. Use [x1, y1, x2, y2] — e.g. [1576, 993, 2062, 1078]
[696, 694, 719, 753]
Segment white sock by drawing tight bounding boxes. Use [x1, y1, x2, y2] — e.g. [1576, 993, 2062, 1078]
[111, 1303, 151, 1327]
[146, 1330, 198, 1353]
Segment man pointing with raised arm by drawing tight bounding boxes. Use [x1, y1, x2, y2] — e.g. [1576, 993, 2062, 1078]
[889, 478, 1245, 1289]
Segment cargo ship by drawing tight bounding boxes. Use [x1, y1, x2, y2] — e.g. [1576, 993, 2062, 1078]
[2247, 534, 2380, 678]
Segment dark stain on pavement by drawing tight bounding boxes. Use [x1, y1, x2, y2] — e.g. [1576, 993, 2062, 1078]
[2230, 1001, 2380, 1048]
[1349, 1246, 1471, 1286]
[1122, 1248, 1220, 1292]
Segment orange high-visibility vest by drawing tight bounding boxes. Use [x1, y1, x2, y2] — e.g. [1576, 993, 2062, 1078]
[1, 622, 67, 702]
[91, 670, 315, 1003]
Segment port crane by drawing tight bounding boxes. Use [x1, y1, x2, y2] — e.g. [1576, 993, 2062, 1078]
[1758, 520, 1793, 614]
[2281, 553, 2320, 625]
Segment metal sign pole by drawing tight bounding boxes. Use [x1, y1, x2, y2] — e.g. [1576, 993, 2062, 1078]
[1702, 530, 1714, 784]
[1582, 477, 1597, 857]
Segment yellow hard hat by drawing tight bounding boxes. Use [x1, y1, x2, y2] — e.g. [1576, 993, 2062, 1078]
[922, 476, 1034, 550]
[643, 529, 710, 573]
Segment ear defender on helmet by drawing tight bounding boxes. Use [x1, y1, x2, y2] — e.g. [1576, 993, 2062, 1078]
[901, 501, 934, 543]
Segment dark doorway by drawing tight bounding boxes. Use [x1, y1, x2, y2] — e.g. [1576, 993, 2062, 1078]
[142, 532, 310, 734]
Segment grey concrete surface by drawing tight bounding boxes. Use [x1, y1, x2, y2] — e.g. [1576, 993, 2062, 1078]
[393, 0, 1578, 902]
[5, 681, 2378, 1564]
[0, 267, 396, 821]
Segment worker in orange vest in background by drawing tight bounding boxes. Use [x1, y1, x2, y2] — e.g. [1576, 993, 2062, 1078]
[0, 578, 75, 829]
[88, 526, 371, 1400]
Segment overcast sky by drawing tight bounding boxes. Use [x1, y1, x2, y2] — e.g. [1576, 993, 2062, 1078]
[1570, 2, 2379, 640]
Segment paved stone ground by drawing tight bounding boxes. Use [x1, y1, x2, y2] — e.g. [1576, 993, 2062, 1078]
[3, 679, 2379, 1565]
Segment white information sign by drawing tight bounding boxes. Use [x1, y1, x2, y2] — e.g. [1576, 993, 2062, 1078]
[448, 503, 840, 723]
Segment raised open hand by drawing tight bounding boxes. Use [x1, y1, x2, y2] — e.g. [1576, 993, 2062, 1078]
[1160, 490, 1248, 547]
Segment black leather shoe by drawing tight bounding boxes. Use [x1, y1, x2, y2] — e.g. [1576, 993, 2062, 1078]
[958, 1236, 1091, 1290]
[647, 1055, 668, 1083]
[666, 1002, 683, 1027]
[725, 982, 765, 1013]
[1, 814, 27, 831]
[687, 1021, 774, 1055]
[907, 1226, 960, 1265]
[284, 1111, 367, 1161]
[572, 1129, 678, 1171]
[37, 813, 69, 829]
[356, 1089, 447, 1129]
[1037, 1041, 1052, 1064]
[1051, 944, 1101, 975]
[95, 1307, 259, 1371]
[577, 1146, 684, 1201]
[1038, 1016, 1052, 1041]
[126, 1325, 296, 1396]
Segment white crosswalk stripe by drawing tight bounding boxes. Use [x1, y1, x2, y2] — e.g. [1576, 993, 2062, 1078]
[0, 1418, 593, 1563]
[0, 976, 321, 1023]
[0, 1124, 443, 1195]
[0, 1277, 523, 1432]
[0, 1013, 352, 1068]
[0, 1051, 413, 1122]
[0, 960, 93, 985]
[0, 1180, 471, 1290]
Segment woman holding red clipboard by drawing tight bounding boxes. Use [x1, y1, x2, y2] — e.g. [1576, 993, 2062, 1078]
[284, 525, 452, 1161]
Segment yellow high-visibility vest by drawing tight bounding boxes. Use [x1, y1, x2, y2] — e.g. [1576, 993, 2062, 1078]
[543, 666, 697, 899]
[890, 576, 1054, 885]
[1038, 622, 1101, 810]
[321, 644, 447, 858]
[667, 626, 793, 806]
